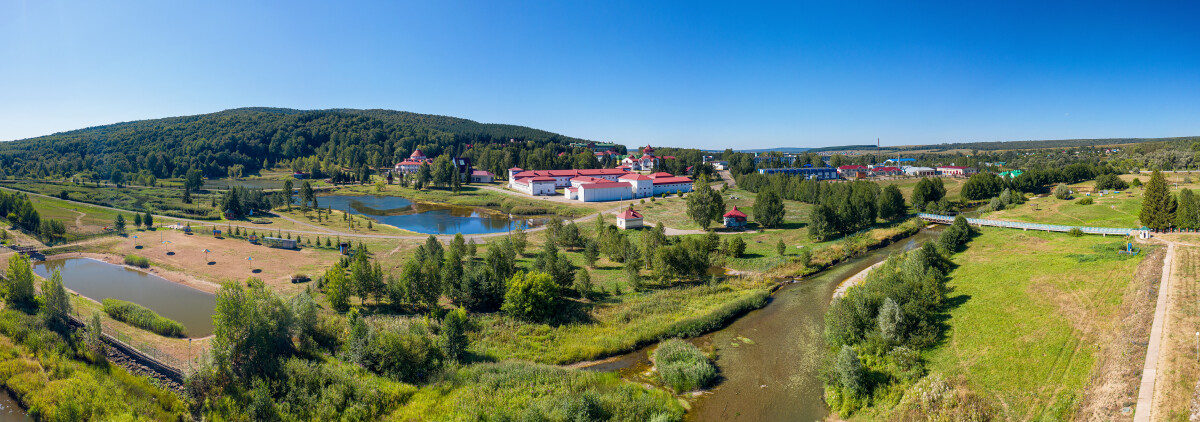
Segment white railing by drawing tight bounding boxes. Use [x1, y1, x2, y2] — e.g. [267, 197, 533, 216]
[917, 213, 1133, 236]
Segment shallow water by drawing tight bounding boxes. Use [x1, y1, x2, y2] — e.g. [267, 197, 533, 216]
[33, 258, 216, 337]
[310, 194, 545, 235]
[585, 228, 939, 421]
[0, 390, 30, 422]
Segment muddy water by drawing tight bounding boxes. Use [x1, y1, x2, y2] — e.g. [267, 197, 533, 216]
[33, 258, 217, 337]
[585, 229, 939, 421]
[0, 390, 30, 422]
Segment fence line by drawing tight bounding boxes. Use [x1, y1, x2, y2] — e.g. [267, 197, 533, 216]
[917, 213, 1134, 236]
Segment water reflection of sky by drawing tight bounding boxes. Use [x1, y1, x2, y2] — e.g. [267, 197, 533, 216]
[307, 195, 542, 235]
[33, 258, 216, 337]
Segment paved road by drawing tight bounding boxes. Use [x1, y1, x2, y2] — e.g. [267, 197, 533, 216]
[1134, 240, 1176, 422]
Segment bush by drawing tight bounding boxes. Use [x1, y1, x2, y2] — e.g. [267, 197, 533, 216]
[1094, 173, 1128, 190]
[102, 298, 186, 337]
[1053, 183, 1071, 200]
[1068, 227, 1084, 237]
[1076, 197, 1093, 205]
[123, 254, 150, 268]
[501, 272, 560, 323]
[653, 339, 716, 393]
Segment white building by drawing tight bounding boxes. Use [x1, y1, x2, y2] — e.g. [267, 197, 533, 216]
[470, 170, 494, 183]
[616, 208, 644, 230]
[649, 173, 693, 196]
[904, 166, 938, 176]
[393, 149, 430, 174]
[510, 176, 557, 195]
[619, 173, 654, 198]
[509, 169, 628, 189]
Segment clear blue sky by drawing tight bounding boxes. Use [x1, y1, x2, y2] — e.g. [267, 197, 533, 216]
[2, 1, 1198, 149]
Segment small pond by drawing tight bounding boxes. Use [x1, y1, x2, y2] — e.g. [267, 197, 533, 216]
[308, 195, 545, 235]
[33, 258, 216, 337]
[0, 390, 30, 422]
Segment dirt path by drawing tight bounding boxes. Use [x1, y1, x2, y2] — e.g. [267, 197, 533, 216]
[717, 170, 737, 188]
[1135, 240, 1176, 422]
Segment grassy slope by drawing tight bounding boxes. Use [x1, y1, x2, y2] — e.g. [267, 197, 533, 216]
[922, 228, 1146, 419]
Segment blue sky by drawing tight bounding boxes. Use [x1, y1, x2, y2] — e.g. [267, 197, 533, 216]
[2, 1, 1198, 149]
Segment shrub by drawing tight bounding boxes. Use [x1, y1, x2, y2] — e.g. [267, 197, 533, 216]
[1076, 197, 1093, 205]
[653, 339, 716, 393]
[1068, 227, 1084, 237]
[123, 254, 150, 268]
[1053, 183, 1071, 200]
[502, 272, 560, 323]
[102, 298, 186, 337]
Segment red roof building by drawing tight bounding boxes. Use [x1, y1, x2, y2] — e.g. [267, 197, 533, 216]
[723, 206, 748, 228]
[616, 208, 644, 229]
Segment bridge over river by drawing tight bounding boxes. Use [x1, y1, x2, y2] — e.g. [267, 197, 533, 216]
[918, 213, 1136, 236]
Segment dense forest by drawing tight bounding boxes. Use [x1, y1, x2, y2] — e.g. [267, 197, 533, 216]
[0, 108, 615, 181]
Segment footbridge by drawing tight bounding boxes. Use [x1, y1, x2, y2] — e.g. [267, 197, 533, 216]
[918, 213, 1135, 236]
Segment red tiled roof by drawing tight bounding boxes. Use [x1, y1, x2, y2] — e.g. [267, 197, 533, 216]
[838, 165, 869, 170]
[530, 177, 556, 182]
[937, 166, 970, 170]
[396, 160, 423, 166]
[617, 209, 643, 219]
[410, 149, 425, 158]
[619, 173, 653, 181]
[509, 167, 523, 171]
[872, 166, 901, 172]
[579, 182, 631, 189]
[661, 156, 676, 160]
[648, 172, 673, 178]
[471, 170, 494, 176]
[513, 169, 629, 178]
[652, 177, 692, 185]
[566, 187, 578, 192]
[570, 176, 606, 183]
[723, 206, 748, 218]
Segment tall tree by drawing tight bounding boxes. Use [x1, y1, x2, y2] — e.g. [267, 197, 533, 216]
[3, 254, 36, 311]
[686, 174, 724, 230]
[41, 269, 72, 332]
[877, 184, 906, 221]
[1140, 170, 1177, 230]
[754, 187, 785, 228]
[1176, 188, 1199, 230]
[283, 178, 294, 211]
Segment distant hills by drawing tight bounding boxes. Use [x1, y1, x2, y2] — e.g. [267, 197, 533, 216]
[0, 107, 593, 179]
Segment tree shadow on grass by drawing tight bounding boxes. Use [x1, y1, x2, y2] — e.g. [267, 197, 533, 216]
[931, 292, 971, 348]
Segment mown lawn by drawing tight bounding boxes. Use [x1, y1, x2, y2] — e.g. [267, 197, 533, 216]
[922, 228, 1148, 420]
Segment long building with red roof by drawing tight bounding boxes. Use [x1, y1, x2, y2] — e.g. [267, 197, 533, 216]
[510, 166, 695, 202]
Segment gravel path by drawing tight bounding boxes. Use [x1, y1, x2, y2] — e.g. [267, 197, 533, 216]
[1135, 240, 1176, 422]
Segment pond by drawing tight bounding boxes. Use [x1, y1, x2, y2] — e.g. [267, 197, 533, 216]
[309, 195, 545, 235]
[33, 258, 216, 337]
[585, 228, 941, 421]
[0, 390, 30, 422]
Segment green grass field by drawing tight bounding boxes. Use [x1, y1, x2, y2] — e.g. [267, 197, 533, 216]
[920, 228, 1148, 420]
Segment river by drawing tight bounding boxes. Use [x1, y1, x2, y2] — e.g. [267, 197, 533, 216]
[0, 390, 30, 422]
[585, 228, 940, 421]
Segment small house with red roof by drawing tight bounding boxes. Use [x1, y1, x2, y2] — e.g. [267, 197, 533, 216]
[616, 208, 644, 230]
[470, 170, 494, 183]
[723, 206, 748, 229]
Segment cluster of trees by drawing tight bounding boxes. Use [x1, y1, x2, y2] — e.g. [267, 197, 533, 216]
[220, 186, 289, 219]
[985, 188, 1024, 211]
[1, 191, 41, 233]
[2, 254, 72, 333]
[822, 215, 973, 416]
[808, 182, 906, 241]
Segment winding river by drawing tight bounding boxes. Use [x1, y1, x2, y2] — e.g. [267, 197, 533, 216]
[586, 228, 940, 421]
[0, 390, 30, 422]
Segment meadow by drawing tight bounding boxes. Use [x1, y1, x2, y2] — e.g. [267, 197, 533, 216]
[915, 228, 1150, 420]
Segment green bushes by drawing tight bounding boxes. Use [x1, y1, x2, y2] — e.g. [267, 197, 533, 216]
[653, 339, 717, 393]
[822, 222, 974, 417]
[102, 298, 185, 337]
[0, 309, 187, 420]
[1076, 197, 1094, 205]
[123, 254, 150, 268]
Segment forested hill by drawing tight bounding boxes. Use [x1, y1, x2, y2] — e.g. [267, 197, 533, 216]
[0, 107, 600, 180]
